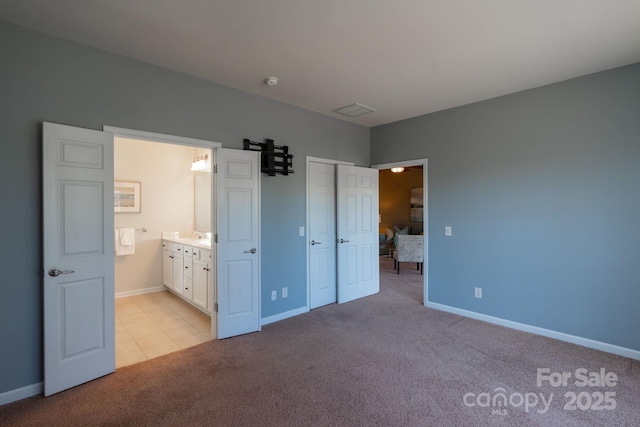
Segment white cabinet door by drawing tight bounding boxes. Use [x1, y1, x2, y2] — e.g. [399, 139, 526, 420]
[43, 122, 115, 396]
[162, 249, 174, 288]
[215, 148, 260, 339]
[192, 258, 209, 311]
[207, 256, 214, 313]
[336, 165, 379, 304]
[172, 254, 184, 295]
[309, 162, 337, 309]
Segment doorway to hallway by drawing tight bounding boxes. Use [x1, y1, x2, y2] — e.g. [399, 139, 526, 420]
[372, 159, 428, 305]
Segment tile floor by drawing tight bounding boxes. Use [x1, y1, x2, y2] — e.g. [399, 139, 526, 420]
[115, 290, 212, 368]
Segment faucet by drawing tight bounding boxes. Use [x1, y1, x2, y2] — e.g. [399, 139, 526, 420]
[192, 231, 204, 239]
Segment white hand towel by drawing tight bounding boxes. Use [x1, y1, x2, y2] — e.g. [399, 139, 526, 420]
[115, 228, 135, 256]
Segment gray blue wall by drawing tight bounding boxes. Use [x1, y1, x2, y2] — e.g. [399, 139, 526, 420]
[371, 63, 640, 352]
[0, 21, 369, 394]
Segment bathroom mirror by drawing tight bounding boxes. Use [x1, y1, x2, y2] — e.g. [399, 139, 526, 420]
[194, 172, 212, 232]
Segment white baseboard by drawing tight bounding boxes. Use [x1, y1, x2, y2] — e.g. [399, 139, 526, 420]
[261, 306, 308, 326]
[426, 301, 640, 361]
[115, 286, 166, 299]
[0, 382, 42, 406]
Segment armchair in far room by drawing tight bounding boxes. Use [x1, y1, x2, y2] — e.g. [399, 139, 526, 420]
[393, 234, 424, 274]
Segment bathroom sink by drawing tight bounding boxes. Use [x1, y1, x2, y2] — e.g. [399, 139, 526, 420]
[163, 234, 211, 247]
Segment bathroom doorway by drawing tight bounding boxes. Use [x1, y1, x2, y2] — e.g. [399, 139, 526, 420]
[43, 123, 261, 393]
[109, 128, 218, 368]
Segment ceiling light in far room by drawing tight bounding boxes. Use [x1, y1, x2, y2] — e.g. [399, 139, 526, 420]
[391, 167, 405, 173]
[191, 154, 211, 172]
[265, 76, 279, 86]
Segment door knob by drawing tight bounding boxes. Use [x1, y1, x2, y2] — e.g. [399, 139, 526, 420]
[311, 240, 322, 245]
[339, 239, 350, 244]
[48, 268, 75, 277]
[243, 248, 257, 254]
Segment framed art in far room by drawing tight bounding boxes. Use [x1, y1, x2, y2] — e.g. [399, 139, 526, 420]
[114, 180, 141, 213]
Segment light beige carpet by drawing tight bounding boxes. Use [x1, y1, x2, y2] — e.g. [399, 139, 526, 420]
[2, 258, 639, 426]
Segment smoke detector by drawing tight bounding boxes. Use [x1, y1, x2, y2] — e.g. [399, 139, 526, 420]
[265, 76, 279, 86]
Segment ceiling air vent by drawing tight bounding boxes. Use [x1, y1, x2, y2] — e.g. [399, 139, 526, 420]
[332, 102, 376, 118]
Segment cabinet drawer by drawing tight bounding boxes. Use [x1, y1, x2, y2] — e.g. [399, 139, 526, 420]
[184, 258, 193, 279]
[165, 241, 178, 253]
[175, 244, 184, 255]
[191, 247, 201, 260]
[184, 278, 193, 300]
[201, 249, 212, 263]
[184, 246, 194, 257]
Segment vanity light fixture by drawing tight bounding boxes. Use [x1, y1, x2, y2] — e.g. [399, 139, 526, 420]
[191, 154, 211, 172]
[391, 167, 405, 173]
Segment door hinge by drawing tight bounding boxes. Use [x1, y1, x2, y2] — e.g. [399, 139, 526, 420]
[214, 233, 218, 243]
[214, 164, 218, 174]
[214, 302, 218, 312]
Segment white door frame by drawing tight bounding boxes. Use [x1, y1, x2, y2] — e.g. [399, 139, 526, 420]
[305, 156, 354, 310]
[103, 126, 222, 338]
[371, 158, 428, 305]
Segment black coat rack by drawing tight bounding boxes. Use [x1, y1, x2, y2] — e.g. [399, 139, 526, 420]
[243, 138, 294, 176]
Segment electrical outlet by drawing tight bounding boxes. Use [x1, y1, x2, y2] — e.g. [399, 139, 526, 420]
[445, 226, 452, 236]
[282, 287, 288, 298]
[271, 291, 277, 301]
[474, 287, 482, 299]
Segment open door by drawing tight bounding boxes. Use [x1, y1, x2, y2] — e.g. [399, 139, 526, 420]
[337, 165, 379, 303]
[215, 148, 261, 338]
[43, 122, 115, 396]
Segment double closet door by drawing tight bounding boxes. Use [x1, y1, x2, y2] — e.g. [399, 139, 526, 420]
[309, 162, 379, 309]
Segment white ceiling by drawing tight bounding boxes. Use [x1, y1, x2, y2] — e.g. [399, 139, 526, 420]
[2, 1, 639, 127]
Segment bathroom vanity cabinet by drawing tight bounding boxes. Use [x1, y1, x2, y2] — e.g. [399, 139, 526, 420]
[162, 238, 213, 314]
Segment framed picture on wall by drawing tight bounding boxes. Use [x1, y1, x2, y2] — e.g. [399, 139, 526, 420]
[410, 188, 423, 222]
[114, 180, 141, 213]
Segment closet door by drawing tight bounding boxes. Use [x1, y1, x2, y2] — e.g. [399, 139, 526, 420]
[309, 162, 337, 309]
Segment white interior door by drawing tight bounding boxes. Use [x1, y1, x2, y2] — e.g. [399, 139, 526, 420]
[215, 148, 261, 339]
[337, 165, 379, 304]
[309, 162, 337, 309]
[43, 122, 115, 396]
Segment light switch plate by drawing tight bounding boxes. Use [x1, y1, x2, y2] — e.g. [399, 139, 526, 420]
[445, 226, 452, 236]
[299, 226, 305, 237]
